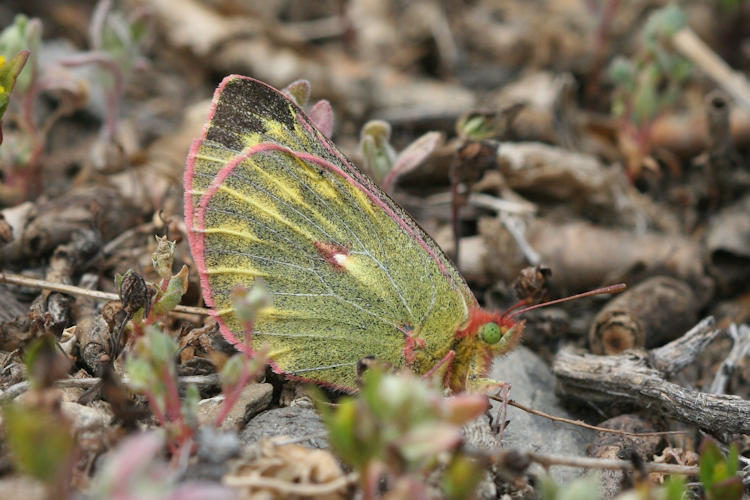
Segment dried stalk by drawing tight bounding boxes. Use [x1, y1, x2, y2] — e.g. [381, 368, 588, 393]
[554, 317, 750, 435]
[0, 272, 209, 316]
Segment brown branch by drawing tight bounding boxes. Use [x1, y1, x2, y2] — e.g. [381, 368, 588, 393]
[0, 272, 210, 316]
[493, 397, 686, 438]
[0, 374, 220, 400]
[524, 451, 699, 475]
[553, 317, 750, 435]
[671, 27, 750, 112]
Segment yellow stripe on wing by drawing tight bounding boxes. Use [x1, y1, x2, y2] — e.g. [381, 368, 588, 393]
[209, 185, 317, 241]
[202, 227, 262, 243]
[206, 266, 268, 278]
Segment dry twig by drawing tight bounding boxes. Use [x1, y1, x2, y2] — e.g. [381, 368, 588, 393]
[0, 272, 210, 316]
[554, 317, 750, 435]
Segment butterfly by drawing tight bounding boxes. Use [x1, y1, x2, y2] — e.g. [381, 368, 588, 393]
[184, 76, 522, 392]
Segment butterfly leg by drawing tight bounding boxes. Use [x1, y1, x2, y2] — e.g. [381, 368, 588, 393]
[401, 325, 426, 364]
[489, 382, 512, 440]
[422, 350, 455, 386]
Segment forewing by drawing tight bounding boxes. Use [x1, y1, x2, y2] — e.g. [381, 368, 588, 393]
[185, 76, 476, 389]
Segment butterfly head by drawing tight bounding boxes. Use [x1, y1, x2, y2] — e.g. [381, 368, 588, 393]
[448, 308, 523, 392]
[447, 284, 627, 391]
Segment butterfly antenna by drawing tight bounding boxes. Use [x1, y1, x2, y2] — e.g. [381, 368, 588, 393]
[501, 299, 531, 317]
[507, 283, 626, 318]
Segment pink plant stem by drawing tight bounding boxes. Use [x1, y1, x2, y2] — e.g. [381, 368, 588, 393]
[59, 51, 124, 140]
[214, 369, 251, 427]
[214, 320, 255, 426]
[587, 0, 622, 101]
[145, 390, 168, 427]
[146, 391, 179, 456]
[162, 366, 184, 426]
[20, 82, 45, 170]
[89, 0, 112, 50]
[243, 321, 254, 354]
[381, 168, 398, 194]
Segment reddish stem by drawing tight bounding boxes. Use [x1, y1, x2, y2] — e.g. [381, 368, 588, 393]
[586, 0, 622, 103]
[214, 321, 256, 426]
[161, 365, 184, 428]
[58, 51, 124, 140]
[213, 370, 251, 427]
[145, 390, 168, 427]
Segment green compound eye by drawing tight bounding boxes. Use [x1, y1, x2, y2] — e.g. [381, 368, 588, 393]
[480, 322, 502, 345]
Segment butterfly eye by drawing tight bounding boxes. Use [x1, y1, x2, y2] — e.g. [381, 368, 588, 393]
[480, 322, 502, 345]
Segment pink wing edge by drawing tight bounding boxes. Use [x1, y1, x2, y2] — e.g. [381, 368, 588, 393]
[185, 75, 363, 391]
[184, 75, 472, 392]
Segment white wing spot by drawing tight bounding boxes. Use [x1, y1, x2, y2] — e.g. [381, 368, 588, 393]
[333, 253, 348, 267]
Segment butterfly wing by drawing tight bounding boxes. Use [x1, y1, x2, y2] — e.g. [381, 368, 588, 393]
[185, 76, 477, 389]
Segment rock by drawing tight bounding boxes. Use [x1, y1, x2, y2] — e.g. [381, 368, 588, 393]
[240, 405, 328, 449]
[61, 401, 112, 431]
[490, 346, 593, 484]
[185, 427, 242, 482]
[197, 383, 273, 430]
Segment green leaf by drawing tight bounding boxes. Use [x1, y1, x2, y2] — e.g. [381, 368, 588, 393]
[317, 391, 366, 467]
[283, 80, 311, 107]
[219, 353, 244, 387]
[183, 384, 200, 425]
[145, 325, 179, 365]
[608, 56, 636, 89]
[442, 455, 484, 500]
[231, 280, 272, 324]
[151, 236, 176, 280]
[151, 265, 188, 315]
[663, 475, 687, 500]
[3, 403, 74, 483]
[700, 439, 724, 489]
[0, 15, 41, 93]
[632, 65, 659, 125]
[643, 4, 687, 42]
[457, 115, 490, 140]
[539, 476, 560, 500]
[359, 120, 396, 184]
[125, 357, 157, 391]
[0, 50, 28, 122]
[726, 443, 739, 477]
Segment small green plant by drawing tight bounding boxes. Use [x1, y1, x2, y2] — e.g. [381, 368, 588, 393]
[214, 282, 270, 427]
[2, 403, 75, 494]
[0, 49, 28, 144]
[282, 79, 334, 138]
[115, 236, 189, 336]
[314, 367, 488, 499]
[359, 119, 441, 193]
[699, 439, 743, 500]
[2, 335, 76, 497]
[125, 325, 198, 457]
[123, 237, 269, 455]
[0, 1, 150, 201]
[608, 4, 691, 180]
